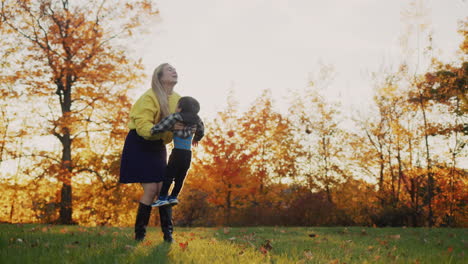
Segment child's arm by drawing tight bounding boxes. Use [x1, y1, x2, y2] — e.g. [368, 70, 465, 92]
[150, 114, 178, 135]
[193, 120, 205, 142]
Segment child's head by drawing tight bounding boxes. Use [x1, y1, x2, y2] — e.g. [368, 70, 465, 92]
[177, 96, 200, 114]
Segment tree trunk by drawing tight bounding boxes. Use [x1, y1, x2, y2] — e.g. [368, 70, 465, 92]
[225, 185, 232, 226]
[419, 92, 433, 227]
[57, 77, 74, 224]
[59, 131, 73, 224]
[396, 145, 403, 204]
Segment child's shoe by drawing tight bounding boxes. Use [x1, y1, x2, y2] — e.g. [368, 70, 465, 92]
[168, 196, 179, 206]
[152, 198, 169, 207]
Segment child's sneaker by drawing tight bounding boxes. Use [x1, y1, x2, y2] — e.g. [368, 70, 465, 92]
[151, 199, 169, 207]
[168, 197, 179, 206]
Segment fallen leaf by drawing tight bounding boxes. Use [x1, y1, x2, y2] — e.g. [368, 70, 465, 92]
[361, 229, 368, 235]
[328, 259, 339, 264]
[60, 228, 69, 234]
[259, 246, 268, 255]
[447, 247, 453, 253]
[143, 240, 153, 246]
[124, 245, 134, 250]
[338, 228, 349, 234]
[245, 232, 256, 241]
[189, 232, 196, 237]
[379, 240, 388, 246]
[390, 234, 401, 239]
[374, 255, 381, 261]
[304, 250, 313, 260]
[262, 240, 273, 251]
[228, 237, 236, 240]
[179, 241, 188, 251]
[223, 227, 230, 234]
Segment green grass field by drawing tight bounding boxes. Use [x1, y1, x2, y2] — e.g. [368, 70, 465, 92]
[0, 224, 466, 263]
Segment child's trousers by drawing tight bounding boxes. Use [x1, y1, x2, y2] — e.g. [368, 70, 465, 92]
[160, 148, 192, 198]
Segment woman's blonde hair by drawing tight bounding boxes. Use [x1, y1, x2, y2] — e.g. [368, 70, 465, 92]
[151, 63, 170, 119]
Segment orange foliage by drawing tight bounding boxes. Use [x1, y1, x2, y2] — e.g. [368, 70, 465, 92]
[0, 0, 158, 224]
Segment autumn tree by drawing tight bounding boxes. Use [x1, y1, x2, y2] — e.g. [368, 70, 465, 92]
[289, 66, 348, 203]
[415, 19, 468, 226]
[240, 91, 300, 195]
[0, 0, 157, 224]
[236, 90, 301, 223]
[189, 94, 255, 225]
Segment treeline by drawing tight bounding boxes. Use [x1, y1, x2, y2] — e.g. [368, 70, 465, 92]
[1, 48, 466, 226]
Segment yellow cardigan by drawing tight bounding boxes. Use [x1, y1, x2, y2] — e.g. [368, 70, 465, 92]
[128, 88, 181, 144]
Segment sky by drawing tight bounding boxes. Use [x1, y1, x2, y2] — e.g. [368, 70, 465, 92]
[128, 0, 467, 118]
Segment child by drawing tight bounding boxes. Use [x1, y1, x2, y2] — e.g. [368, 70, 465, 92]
[151, 96, 204, 207]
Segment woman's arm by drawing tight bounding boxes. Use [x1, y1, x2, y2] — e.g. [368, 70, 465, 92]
[131, 95, 160, 138]
[150, 114, 178, 135]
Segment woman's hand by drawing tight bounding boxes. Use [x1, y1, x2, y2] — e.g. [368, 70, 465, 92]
[174, 122, 197, 133]
[173, 122, 185, 130]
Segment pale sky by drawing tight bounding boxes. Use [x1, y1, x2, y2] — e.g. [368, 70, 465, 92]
[129, 0, 467, 118]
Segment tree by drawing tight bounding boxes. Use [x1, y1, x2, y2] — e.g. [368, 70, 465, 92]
[240, 90, 300, 193]
[191, 103, 254, 224]
[0, 0, 157, 224]
[289, 67, 348, 203]
[238, 90, 301, 223]
[416, 20, 468, 226]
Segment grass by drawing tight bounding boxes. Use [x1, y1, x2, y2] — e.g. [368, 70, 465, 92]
[0, 224, 466, 263]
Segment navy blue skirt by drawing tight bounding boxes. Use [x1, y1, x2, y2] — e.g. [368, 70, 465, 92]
[119, 130, 167, 183]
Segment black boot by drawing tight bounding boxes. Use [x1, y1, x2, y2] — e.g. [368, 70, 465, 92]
[135, 202, 152, 241]
[159, 205, 174, 243]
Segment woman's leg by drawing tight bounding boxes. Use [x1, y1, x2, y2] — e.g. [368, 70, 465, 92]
[140, 182, 162, 205]
[134, 182, 162, 241]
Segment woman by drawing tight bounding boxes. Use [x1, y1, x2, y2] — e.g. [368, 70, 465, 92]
[119, 63, 180, 242]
